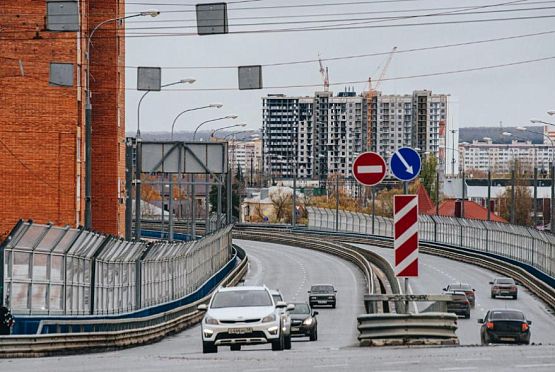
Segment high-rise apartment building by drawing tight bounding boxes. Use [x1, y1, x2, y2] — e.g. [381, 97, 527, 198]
[262, 91, 366, 180]
[262, 90, 449, 180]
[0, 2, 126, 236]
[369, 90, 448, 158]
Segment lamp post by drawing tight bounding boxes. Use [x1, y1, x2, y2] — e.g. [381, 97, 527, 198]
[191, 116, 237, 237]
[210, 124, 248, 139]
[193, 116, 238, 141]
[170, 103, 223, 140]
[515, 127, 555, 228]
[450, 129, 457, 176]
[133, 78, 195, 240]
[85, 9, 159, 231]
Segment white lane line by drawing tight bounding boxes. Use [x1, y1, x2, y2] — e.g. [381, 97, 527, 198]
[515, 363, 555, 368]
[439, 368, 478, 371]
[314, 364, 349, 369]
[526, 355, 555, 359]
[245, 369, 279, 372]
[454, 358, 491, 362]
[384, 361, 420, 365]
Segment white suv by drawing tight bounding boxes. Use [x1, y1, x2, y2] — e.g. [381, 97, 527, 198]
[198, 286, 293, 353]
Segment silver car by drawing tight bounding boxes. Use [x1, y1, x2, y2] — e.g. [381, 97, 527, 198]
[270, 289, 292, 350]
[198, 286, 293, 353]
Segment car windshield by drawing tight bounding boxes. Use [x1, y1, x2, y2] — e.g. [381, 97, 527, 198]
[289, 303, 310, 314]
[490, 311, 525, 320]
[496, 278, 515, 284]
[311, 285, 334, 293]
[211, 290, 272, 308]
[272, 294, 283, 303]
[450, 284, 471, 290]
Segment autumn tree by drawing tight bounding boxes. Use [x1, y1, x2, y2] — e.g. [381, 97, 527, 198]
[498, 161, 533, 226]
[270, 187, 292, 222]
[420, 153, 439, 203]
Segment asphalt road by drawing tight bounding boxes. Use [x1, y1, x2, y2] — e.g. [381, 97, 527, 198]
[352, 243, 555, 346]
[4, 239, 555, 371]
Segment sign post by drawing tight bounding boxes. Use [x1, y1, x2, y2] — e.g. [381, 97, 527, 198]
[394, 194, 419, 313]
[352, 152, 387, 187]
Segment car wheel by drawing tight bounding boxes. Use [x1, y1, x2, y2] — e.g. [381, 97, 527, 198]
[230, 344, 241, 351]
[271, 333, 284, 351]
[491, 293, 495, 299]
[284, 335, 292, 350]
[465, 312, 470, 319]
[332, 302, 336, 309]
[203, 341, 217, 354]
[481, 334, 487, 346]
[513, 294, 518, 300]
[309, 327, 318, 341]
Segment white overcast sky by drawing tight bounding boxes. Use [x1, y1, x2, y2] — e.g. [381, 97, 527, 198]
[125, 0, 555, 135]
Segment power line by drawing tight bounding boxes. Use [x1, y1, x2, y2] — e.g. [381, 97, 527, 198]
[2, 55, 552, 92]
[2, 29, 553, 70]
[3, 12, 554, 41]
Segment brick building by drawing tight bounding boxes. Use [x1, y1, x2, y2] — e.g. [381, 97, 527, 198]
[0, 1, 126, 237]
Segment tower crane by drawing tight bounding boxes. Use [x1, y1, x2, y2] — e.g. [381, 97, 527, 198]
[318, 53, 329, 92]
[366, 46, 397, 151]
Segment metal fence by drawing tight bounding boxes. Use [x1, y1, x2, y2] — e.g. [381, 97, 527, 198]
[1, 220, 232, 316]
[307, 207, 555, 277]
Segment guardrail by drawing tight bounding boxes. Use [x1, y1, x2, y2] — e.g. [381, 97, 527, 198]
[308, 207, 555, 279]
[0, 245, 248, 358]
[357, 312, 459, 346]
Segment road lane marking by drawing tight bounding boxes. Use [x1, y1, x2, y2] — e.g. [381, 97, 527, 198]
[439, 368, 478, 371]
[526, 355, 555, 359]
[384, 361, 420, 365]
[455, 358, 491, 362]
[314, 364, 349, 369]
[515, 364, 555, 368]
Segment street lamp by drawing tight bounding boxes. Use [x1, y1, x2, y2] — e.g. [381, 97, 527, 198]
[210, 124, 248, 139]
[531, 119, 555, 126]
[193, 115, 238, 140]
[137, 78, 196, 138]
[170, 103, 223, 140]
[84, 9, 160, 230]
[222, 129, 257, 140]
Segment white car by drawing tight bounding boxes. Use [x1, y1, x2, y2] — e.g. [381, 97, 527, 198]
[198, 286, 293, 353]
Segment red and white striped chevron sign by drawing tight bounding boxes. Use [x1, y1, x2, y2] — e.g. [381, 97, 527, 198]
[394, 194, 419, 277]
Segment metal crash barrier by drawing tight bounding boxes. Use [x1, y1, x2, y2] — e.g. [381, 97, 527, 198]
[357, 312, 459, 346]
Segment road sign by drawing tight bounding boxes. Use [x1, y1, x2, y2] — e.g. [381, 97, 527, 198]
[389, 147, 421, 182]
[352, 152, 387, 186]
[394, 194, 419, 277]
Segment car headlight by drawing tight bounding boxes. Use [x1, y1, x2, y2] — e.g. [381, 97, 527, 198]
[303, 317, 313, 326]
[262, 313, 276, 323]
[205, 315, 218, 325]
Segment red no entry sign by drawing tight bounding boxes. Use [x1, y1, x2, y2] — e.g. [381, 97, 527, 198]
[394, 194, 419, 277]
[352, 152, 387, 186]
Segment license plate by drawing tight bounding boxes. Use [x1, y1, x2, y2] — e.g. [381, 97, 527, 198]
[228, 327, 252, 335]
[291, 327, 300, 332]
[500, 337, 514, 341]
[318, 300, 327, 304]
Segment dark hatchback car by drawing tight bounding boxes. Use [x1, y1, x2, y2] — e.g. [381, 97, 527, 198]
[289, 302, 318, 341]
[479, 309, 531, 345]
[445, 291, 471, 319]
[309, 284, 337, 308]
[443, 283, 476, 307]
[490, 277, 518, 299]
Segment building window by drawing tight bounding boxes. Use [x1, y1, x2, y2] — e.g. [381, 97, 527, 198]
[49, 62, 74, 86]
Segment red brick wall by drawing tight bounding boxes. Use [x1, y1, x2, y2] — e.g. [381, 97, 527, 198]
[88, 1, 127, 236]
[0, 1, 126, 238]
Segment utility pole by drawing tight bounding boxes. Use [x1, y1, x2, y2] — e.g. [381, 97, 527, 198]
[487, 169, 491, 221]
[533, 166, 538, 227]
[511, 160, 517, 225]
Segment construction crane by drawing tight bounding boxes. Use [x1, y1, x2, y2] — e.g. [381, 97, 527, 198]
[318, 53, 329, 92]
[366, 46, 397, 152]
[367, 46, 397, 92]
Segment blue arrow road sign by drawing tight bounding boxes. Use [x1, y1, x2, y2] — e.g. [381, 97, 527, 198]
[390, 147, 422, 182]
